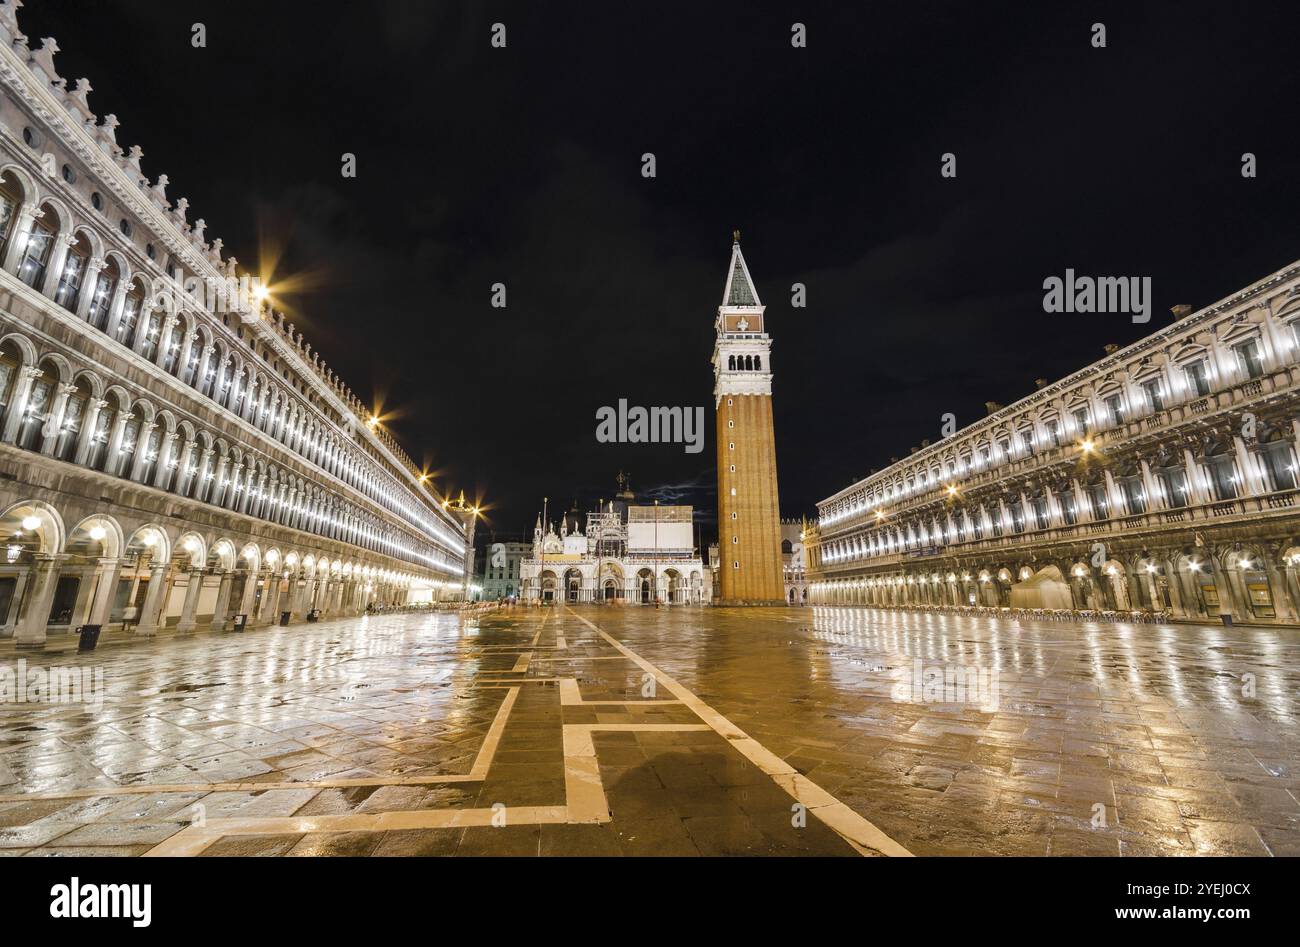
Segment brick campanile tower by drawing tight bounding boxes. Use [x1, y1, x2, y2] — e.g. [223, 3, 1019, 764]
[713, 233, 784, 604]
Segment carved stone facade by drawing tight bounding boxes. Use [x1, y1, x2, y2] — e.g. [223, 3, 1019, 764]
[806, 259, 1300, 626]
[0, 1, 469, 646]
[520, 486, 708, 605]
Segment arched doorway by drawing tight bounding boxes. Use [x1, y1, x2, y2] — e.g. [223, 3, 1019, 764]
[1101, 560, 1131, 610]
[637, 568, 653, 604]
[564, 568, 582, 603]
[665, 569, 682, 604]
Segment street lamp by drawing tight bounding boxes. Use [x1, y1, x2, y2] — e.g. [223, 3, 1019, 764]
[443, 490, 483, 601]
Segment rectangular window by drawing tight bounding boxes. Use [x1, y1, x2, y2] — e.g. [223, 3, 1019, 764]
[1142, 380, 1164, 413]
[1059, 492, 1077, 526]
[1032, 498, 1049, 530]
[1088, 483, 1109, 519]
[1261, 444, 1297, 492]
[1120, 479, 1146, 515]
[1157, 468, 1188, 508]
[1072, 408, 1089, 435]
[1235, 339, 1264, 380]
[1207, 456, 1238, 501]
[1009, 501, 1025, 533]
[1105, 395, 1124, 427]
[1184, 360, 1210, 397]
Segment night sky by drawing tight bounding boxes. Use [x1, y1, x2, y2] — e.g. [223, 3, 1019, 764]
[25, 1, 1300, 540]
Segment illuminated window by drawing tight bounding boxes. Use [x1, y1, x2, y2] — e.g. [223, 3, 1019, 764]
[1234, 339, 1264, 380]
[1184, 360, 1210, 397]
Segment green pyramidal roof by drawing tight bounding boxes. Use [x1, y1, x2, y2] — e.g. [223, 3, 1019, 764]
[727, 257, 757, 305]
[722, 243, 761, 307]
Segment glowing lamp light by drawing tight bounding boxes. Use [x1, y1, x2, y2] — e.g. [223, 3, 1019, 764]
[20, 515, 41, 531]
[88, 526, 107, 541]
[1080, 439, 1095, 454]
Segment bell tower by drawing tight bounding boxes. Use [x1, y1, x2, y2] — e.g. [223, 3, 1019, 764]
[712, 233, 784, 604]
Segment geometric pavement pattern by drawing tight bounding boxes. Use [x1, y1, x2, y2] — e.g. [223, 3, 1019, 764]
[0, 604, 1296, 855]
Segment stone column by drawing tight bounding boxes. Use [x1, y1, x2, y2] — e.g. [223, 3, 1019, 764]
[103, 410, 133, 477]
[133, 561, 171, 636]
[1102, 469, 1124, 517]
[1183, 449, 1211, 505]
[189, 447, 212, 500]
[193, 344, 213, 394]
[153, 313, 177, 369]
[261, 574, 284, 624]
[1140, 460, 1162, 511]
[40, 232, 75, 299]
[176, 330, 199, 386]
[39, 382, 76, 455]
[66, 563, 100, 629]
[3, 571, 31, 634]
[1233, 436, 1263, 497]
[132, 308, 155, 357]
[1071, 478, 1090, 522]
[210, 455, 230, 506]
[1208, 560, 1235, 620]
[1, 203, 41, 272]
[101, 277, 128, 338]
[176, 568, 206, 632]
[1164, 556, 1189, 618]
[211, 571, 234, 627]
[227, 463, 245, 511]
[73, 256, 107, 321]
[1261, 555, 1296, 623]
[1143, 569, 1160, 612]
[73, 398, 108, 466]
[15, 554, 64, 648]
[87, 558, 123, 626]
[0, 365, 42, 444]
[237, 571, 259, 619]
[174, 438, 197, 496]
[152, 431, 179, 489]
[128, 421, 157, 482]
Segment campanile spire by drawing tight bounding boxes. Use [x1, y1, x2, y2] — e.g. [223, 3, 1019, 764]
[712, 234, 784, 604]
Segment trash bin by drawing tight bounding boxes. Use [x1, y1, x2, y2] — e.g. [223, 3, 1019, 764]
[76, 623, 102, 652]
[280, 610, 291, 626]
[306, 609, 319, 622]
[232, 613, 248, 632]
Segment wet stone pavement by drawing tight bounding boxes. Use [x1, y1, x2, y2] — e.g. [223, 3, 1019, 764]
[0, 604, 1296, 856]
